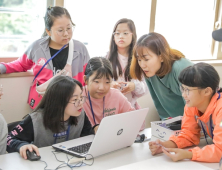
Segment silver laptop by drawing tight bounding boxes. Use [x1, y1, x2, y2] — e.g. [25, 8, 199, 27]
[52, 108, 148, 159]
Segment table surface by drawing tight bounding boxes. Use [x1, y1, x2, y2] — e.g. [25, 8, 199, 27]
[0, 128, 219, 170]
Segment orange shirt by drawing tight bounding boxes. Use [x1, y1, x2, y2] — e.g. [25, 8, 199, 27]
[170, 92, 222, 162]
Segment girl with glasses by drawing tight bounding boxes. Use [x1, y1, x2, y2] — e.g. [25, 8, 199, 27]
[106, 18, 147, 112]
[83, 57, 135, 132]
[6, 76, 94, 160]
[149, 63, 222, 163]
[130, 32, 193, 119]
[0, 6, 90, 109]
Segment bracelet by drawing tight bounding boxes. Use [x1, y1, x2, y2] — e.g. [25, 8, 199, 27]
[92, 124, 99, 130]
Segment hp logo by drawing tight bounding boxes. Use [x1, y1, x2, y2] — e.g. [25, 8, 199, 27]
[117, 129, 123, 135]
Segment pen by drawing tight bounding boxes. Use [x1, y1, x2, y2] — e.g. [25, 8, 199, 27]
[155, 143, 167, 150]
[162, 117, 172, 121]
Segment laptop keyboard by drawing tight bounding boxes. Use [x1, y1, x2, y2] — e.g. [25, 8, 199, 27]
[67, 142, 92, 154]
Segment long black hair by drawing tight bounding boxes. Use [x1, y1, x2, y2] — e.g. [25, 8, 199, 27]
[179, 62, 222, 95]
[33, 76, 82, 133]
[108, 18, 137, 81]
[42, 6, 75, 37]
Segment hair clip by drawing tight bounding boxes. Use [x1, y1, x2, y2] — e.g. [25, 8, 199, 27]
[48, 6, 52, 10]
[99, 58, 104, 67]
[89, 64, 93, 71]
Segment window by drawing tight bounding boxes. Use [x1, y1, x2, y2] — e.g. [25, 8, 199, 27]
[155, 0, 216, 60]
[65, 0, 151, 57]
[0, 0, 47, 58]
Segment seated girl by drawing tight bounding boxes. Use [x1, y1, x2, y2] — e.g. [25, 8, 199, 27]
[83, 57, 135, 131]
[149, 63, 222, 162]
[7, 76, 93, 160]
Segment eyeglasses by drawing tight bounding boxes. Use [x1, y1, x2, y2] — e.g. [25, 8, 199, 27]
[113, 32, 132, 38]
[53, 26, 75, 36]
[69, 96, 86, 107]
[180, 85, 201, 96]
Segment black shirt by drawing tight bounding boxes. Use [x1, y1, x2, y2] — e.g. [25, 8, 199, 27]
[50, 46, 69, 72]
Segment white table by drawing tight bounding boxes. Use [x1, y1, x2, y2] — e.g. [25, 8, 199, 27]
[110, 156, 215, 170]
[0, 128, 219, 170]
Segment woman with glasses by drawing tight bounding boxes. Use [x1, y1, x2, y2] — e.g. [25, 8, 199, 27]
[106, 18, 147, 113]
[0, 6, 90, 109]
[149, 63, 222, 163]
[7, 76, 93, 160]
[130, 32, 193, 119]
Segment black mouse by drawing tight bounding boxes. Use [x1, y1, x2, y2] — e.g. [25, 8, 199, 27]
[26, 150, 41, 161]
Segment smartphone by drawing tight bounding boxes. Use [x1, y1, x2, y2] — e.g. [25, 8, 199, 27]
[119, 84, 126, 91]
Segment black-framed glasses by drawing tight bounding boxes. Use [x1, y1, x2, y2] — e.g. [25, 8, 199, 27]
[69, 96, 86, 107]
[180, 85, 202, 96]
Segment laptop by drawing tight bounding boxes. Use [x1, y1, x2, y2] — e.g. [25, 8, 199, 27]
[52, 108, 149, 159]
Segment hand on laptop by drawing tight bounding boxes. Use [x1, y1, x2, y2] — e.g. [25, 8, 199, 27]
[19, 144, 40, 160]
[94, 125, 99, 134]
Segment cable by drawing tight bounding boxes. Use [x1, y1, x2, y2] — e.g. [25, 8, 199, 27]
[39, 160, 68, 170]
[52, 151, 66, 163]
[84, 154, 94, 166]
[37, 150, 94, 170]
[67, 154, 94, 168]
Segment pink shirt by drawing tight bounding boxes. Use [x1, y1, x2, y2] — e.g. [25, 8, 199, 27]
[116, 53, 147, 109]
[83, 86, 135, 126]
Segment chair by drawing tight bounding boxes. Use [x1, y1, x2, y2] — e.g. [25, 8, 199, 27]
[7, 121, 21, 133]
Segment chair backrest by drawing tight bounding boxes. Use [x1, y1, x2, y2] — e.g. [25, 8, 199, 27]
[7, 121, 21, 133]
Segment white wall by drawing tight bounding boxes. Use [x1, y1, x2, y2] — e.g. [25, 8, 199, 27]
[0, 63, 221, 128]
[0, 72, 33, 123]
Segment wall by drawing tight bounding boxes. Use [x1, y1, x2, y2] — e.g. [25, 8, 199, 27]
[0, 72, 33, 123]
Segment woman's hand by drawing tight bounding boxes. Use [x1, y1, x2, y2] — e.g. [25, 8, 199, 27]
[19, 144, 40, 160]
[94, 125, 99, 134]
[149, 139, 165, 155]
[120, 82, 135, 94]
[111, 81, 121, 89]
[162, 148, 193, 162]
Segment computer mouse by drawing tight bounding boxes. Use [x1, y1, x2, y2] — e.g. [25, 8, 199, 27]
[26, 150, 41, 161]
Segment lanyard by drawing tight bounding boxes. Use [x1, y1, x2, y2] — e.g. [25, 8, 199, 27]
[200, 118, 213, 144]
[88, 91, 105, 125]
[53, 125, 70, 144]
[217, 92, 221, 100]
[200, 92, 220, 143]
[33, 44, 67, 83]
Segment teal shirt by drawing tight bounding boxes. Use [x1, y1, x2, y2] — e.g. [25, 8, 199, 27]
[145, 58, 193, 119]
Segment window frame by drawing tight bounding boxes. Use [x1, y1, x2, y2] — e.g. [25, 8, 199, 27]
[1, 0, 222, 63]
[150, 0, 222, 62]
[0, 0, 58, 63]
